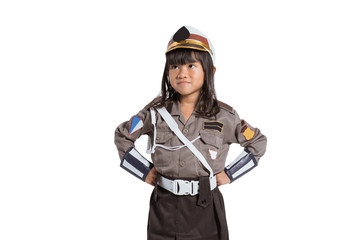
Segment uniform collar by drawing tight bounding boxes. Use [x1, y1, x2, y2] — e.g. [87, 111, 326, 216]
[167, 100, 185, 124]
[167, 100, 200, 125]
[169, 100, 182, 116]
[168, 99, 202, 115]
[166, 100, 217, 121]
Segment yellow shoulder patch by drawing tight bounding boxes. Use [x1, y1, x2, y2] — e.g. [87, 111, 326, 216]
[243, 127, 255, 141]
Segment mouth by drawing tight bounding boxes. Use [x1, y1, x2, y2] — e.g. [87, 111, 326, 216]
[178, 81, 190, 85]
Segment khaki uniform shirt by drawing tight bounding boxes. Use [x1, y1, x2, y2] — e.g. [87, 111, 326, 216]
[114, 100, 267, 179]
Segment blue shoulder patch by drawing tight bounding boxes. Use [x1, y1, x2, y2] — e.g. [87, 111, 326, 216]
[129, 116, 143, 135]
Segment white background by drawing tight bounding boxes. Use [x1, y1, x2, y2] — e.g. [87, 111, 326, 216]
[1, 0, 359, 239]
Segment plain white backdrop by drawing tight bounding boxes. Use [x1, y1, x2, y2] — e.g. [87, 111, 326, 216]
[1, 0, 359, 239]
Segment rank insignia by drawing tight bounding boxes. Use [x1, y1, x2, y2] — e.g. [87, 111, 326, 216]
[203, 121, 224, 133]
[129, 116, 143, 136]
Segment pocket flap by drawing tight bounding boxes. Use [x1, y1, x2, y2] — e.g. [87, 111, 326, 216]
[155, 131, 174, 144]
[200, 130, 223, 148]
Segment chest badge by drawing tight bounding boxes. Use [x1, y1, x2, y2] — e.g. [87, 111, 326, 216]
[208, 149, 218, 160]
[203, 121, 224, 133]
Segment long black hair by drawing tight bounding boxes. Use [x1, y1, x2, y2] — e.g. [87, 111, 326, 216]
[151, 48, 220, 118]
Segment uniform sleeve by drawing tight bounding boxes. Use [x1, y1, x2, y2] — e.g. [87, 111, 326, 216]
[114, 107, 153, 160]
[232, 111, 267, 161]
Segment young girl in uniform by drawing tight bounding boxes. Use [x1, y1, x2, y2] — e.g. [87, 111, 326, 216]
[114, 26, 267, 240]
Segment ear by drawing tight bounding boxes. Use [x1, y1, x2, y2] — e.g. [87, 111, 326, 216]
[213, 66, 217, 74]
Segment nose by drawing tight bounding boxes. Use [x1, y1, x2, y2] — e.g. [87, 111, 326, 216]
[177, 66, 188, 79]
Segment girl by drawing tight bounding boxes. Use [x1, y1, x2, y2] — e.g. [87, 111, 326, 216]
[114, 26, 267, 240]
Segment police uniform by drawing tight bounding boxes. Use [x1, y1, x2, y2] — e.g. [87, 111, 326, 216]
[114, 26, 267, 240]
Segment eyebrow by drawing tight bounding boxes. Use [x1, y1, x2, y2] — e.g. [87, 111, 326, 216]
[171, 61, 198, 65]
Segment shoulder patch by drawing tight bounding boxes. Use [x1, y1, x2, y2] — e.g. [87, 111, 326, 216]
[240, 120, 255, 140]
[243, 127, 255, 140]
[218, 100, 235, 114]
[129, 116, 143, 136]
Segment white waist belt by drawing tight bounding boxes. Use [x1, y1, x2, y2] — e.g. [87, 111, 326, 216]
[157, 175, 217, 196]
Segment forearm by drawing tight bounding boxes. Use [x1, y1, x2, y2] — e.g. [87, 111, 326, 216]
[120, 147, 154, 181]
[224, 149, 257, 183]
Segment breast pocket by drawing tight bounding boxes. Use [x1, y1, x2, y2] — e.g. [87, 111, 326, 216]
[153, 130, 175, 167]
[199, 130, 227, 172]
[200, 130, 223, 149]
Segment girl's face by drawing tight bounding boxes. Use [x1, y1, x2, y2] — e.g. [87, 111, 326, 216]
[168, 53, 205, 101]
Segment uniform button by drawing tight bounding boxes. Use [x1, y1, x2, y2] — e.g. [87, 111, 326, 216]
[183, 128, 189, 134]
[180, 161, 185, 167]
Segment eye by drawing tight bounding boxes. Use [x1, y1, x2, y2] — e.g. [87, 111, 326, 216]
[188, 64, 195, 68]
[170, 65, 179, 69]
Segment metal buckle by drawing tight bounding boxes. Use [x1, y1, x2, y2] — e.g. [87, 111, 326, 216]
[173, 180, 198, 196]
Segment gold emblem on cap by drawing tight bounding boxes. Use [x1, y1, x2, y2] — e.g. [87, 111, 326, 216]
[166, 40, 213, 56]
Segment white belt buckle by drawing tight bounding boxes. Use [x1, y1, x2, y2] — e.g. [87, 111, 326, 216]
[173, 180, 198, 196]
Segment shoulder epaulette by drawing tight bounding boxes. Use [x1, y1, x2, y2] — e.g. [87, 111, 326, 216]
[218, 100, 235, 114]
[143, 96, 162, 110]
